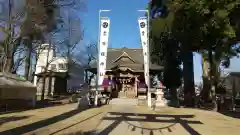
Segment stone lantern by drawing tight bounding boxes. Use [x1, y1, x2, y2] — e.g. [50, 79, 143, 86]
[155, 86, 167, 107]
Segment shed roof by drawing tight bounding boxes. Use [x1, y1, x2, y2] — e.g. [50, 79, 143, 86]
[0, 72, 36, 88]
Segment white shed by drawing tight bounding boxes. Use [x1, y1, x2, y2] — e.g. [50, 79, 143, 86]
[0, 72, 37, 111]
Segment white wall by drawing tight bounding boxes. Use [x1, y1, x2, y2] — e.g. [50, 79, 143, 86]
[51, 57, 68, 72]
[35, 44, 55, 74]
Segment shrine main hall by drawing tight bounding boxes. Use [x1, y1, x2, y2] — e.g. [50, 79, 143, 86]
[88, 47, 163, 98]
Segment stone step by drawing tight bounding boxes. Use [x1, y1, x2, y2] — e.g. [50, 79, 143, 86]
[110, 98, 137, 106]
[138, 95, 147, 99]
[137, 99, 147, 106]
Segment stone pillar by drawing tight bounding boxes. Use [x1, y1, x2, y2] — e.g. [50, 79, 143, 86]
[45, 77, 49, 97]
[135, 76, 138, 97]
[51, 77, 55, 96]
[147, 91, 152, 107]
[33, 76, 38, 86]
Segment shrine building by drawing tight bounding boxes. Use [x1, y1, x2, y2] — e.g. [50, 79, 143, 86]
[88, 47, 164, 98]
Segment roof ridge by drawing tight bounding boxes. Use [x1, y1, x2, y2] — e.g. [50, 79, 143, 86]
[112, 51, 136, 63]
[124, 48, 142, 49]
[108, 48, 142, 50]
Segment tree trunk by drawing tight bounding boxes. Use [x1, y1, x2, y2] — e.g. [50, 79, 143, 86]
[170, 87, 179, 107]
[24, 39, 32, 81]
[84, 70, 88, 84]
[213, 56, 221, 111]
[3, 0, 13, 72]
[4, 55, 14, 72]
[182, 48, 195, 107]
[208, 49, 217, 111]
[3, 38, 14, 73]
[201, 53, 210, 103]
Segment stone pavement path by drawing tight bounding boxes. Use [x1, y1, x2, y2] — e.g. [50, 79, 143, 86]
[94, 105, 143, 135]
[94, 105, 189, 135]
[1, 102, 240, 135]
[94, 105, 240, 135]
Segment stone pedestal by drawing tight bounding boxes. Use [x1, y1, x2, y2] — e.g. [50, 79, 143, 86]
[155, 88, 166, 107]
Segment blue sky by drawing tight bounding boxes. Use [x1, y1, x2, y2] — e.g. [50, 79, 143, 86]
[0, 0, 237, 82]
[82, 0, 148, 48]
[0, 0, 236, 81]
[81, 0, 240, 83]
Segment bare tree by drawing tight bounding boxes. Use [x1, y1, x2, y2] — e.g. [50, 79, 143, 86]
[0, 0, 86, 85]
[22, 0, 85, 80]
[81, 42, 97, 85]
[0, 0, 26, 72]
[0, 0, 57, 74]
[38, 15, 83, 101]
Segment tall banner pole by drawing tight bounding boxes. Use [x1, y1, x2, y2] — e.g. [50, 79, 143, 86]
[138, 17, 151, 107]
[95, 17, 110, 106]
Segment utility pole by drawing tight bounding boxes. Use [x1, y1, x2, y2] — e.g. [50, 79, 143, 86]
[67, 10, 71, 78]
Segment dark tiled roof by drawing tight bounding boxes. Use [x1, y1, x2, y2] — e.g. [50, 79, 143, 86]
[229, 72, 240, 77]
[89, 47, 163, 71]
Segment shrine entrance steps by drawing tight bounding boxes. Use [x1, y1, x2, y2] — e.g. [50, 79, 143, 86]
[110, 97, 148, 106]
[110, 98, 138, 106]
[137, 95, 147, 106]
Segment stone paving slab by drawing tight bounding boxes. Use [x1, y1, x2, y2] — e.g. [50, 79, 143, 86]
[94, 105, 142, 135]
[1, 102, 240, 135]
[142, 107, 240, 135]
[94, 105, 240, 135]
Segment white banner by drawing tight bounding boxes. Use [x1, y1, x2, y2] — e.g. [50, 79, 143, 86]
[138, 17, 149, 87]
[97, 18, 110, 85]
